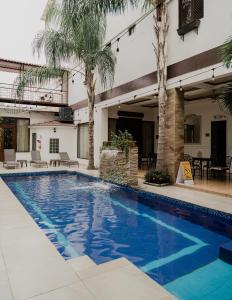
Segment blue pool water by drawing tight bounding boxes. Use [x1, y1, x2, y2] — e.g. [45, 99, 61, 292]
[3, 171, 232, 300]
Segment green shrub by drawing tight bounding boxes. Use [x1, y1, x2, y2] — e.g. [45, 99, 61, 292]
[144, 169, 170, 185]
[102, 130, 133, 159]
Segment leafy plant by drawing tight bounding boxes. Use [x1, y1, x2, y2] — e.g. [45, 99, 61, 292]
[109, 130, 133, 159]
[144, 169, 170, 185]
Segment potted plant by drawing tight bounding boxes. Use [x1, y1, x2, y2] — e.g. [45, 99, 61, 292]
[144, 169, 170, 187]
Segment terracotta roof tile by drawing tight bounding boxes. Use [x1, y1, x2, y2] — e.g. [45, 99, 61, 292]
[30, 120, 76, 128]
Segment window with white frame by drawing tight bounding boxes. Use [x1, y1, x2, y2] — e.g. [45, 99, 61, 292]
[49, 138, 59, 153]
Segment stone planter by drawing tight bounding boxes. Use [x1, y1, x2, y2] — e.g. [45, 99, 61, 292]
[144, 181, 170, 187]
[99, 142, 138, 187]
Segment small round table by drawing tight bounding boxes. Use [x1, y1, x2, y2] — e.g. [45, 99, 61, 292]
[50, 159, 61, 167]
[17, 160, 28, 167]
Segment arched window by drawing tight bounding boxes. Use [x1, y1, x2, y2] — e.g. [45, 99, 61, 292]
[184, 114, 201, 144]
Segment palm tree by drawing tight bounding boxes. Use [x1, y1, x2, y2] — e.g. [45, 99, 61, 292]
[16, 3, 116, 170]
[63, 0, 169, 171]
[220, 38, 232, 114]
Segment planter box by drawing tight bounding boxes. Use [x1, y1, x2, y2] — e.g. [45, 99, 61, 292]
[144, 181, 170, 187]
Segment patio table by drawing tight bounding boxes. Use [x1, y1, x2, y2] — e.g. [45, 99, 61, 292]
[17, 159, 27, 167]
[49, 159, 61, 167]
[192, 157, 212, 179]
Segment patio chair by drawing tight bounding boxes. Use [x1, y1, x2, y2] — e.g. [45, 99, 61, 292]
[59, 152, 79, 167]
[210, 156, 232, 181]
[30, 151, 48, 168]
[3, 149, 20, 169]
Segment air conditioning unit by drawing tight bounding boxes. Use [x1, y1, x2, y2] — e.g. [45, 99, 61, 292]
[59, 107, 73, 123]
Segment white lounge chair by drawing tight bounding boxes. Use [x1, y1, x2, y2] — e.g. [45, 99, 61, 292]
[3, 149, 20, 169]
[59, 152, 79, 167]
[30, 151, 48, 167]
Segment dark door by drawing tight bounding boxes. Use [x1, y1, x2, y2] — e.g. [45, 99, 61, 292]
[211, 121, 227, 166]
[142, 121, 155, 157]
[116, 117, 142, 159]
[0, 125, 17, 161]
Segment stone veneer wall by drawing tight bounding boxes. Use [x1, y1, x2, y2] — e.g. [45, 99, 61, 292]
[99, 142, 138, 187]
[164, 88, 184, 182]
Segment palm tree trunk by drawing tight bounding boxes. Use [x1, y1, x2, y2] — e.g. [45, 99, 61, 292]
[86, 70, 96, 170]
[153, 2, 169, 170]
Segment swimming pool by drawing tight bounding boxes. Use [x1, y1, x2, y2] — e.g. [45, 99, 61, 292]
[2, 171, 232, 300]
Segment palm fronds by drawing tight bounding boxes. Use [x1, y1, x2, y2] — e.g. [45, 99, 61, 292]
[218, 82, 232, 114]
[95, 47, 116, 88]
[62, 0, 137, 16]
[16, 67, 64, 97]
[33, 30, 75, 67]
[220, 37, 232, 114]
[221, 37, 232, 68]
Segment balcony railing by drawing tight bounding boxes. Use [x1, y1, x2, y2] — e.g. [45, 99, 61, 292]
[0, 83, 68, 107]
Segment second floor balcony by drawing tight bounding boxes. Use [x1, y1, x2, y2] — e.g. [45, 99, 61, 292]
[0, 82, 68, 107]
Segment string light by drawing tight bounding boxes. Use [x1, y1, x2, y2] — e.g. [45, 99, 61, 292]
[72, 75, 75, 84]
[154, 89, 158, 99]
[118, 100, 121, 109]
[212, 68, 215, 81]
[179, 80, 183, 92]
[116, 38, 120, 52]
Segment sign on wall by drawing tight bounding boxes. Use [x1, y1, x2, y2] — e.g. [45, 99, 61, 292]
[176, 161, 194, 185]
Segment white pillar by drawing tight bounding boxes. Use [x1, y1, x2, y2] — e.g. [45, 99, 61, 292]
[94, 107, 108, 167]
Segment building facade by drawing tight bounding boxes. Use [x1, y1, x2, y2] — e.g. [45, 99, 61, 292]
[65, 0, 232, 178]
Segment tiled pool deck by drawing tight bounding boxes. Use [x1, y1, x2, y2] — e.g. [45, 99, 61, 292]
[1, 166, 232, 299]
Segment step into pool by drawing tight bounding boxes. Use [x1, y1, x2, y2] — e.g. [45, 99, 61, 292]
[2, 171, 232, 300]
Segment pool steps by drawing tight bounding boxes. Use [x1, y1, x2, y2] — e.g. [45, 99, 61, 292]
[67, 256, 177, 299]
[219, 241, 232, 264]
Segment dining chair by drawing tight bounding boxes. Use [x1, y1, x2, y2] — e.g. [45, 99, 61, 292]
[210, 156, 232, 181]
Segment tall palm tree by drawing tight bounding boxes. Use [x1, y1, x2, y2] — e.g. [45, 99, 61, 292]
[220, 38, 232, 114]
[63, 0, 169, 170]
[16, 2, 116, 170]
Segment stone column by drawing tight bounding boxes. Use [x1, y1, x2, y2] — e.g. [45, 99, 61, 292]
[94, 107, 108, 167]
[164, 88, 184, 182]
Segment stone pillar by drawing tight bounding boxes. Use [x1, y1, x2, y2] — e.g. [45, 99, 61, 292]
[94, 107, 108, 167]
[164, 88, 184, 182]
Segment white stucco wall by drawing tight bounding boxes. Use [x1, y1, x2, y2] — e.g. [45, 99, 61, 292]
[30, 126, 77, 161]
[184, 100, 232, 157]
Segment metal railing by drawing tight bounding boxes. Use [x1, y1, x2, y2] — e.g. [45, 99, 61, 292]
[0, 83, 68, 106]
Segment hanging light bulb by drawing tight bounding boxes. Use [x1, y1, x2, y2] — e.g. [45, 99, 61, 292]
[154, 89, 158, 99]
[60, 83, 63, 92]
[72, 75, 75, 84]
[116, 37, 120, 52]
[179, 80, 183, 92]
[212, 68, 215, 81]
[118, 101, 121, 109]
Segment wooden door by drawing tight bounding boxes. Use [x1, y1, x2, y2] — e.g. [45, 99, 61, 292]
[0, 125, 17, 161]
[211, 121, 227, 166]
